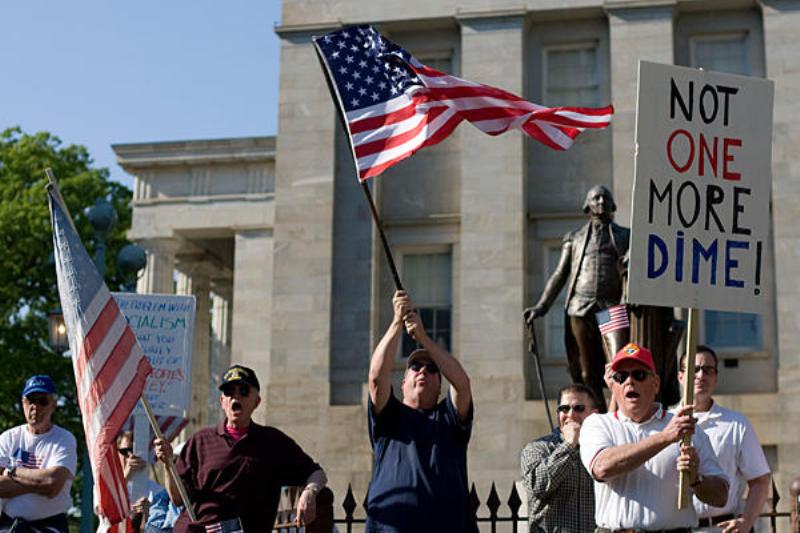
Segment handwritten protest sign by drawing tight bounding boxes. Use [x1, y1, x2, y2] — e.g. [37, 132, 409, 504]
[112, 293, 195, 417]
[628, 61, 774, 313]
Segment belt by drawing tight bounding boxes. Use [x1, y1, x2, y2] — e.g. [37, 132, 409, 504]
[697, 513, 735, 527]
[595, 527, 692, 533]
[0, 512, 69, 533]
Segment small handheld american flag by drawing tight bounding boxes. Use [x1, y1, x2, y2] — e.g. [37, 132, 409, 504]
[313, 25, 614, 181]
[596, 304, 630, 336]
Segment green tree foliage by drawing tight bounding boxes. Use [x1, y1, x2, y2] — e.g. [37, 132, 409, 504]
[0, 126, 135, 476]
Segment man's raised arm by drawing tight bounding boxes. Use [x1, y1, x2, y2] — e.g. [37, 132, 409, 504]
[369, 290, 410, 415]
[404, 311, 472, 422]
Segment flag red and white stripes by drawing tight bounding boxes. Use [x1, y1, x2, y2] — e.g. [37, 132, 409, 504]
[313, 26, 614, 181]
[49, 185, 152, 532]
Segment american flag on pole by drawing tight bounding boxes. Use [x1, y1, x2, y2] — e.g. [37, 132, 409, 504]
[596, 304, 630, 336]
[313, 25, 614, 181]
[48, 182, 153, 532]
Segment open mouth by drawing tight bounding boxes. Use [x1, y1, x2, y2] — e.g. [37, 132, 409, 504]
[231, 400, 242, 412]
[625, 390, 640, 399]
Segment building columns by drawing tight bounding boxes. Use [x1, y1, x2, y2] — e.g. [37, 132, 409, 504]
[136, 238, 178, 294]
[176, 264, 213, 430]
[458, 12, 528, 488]
[607, 4, 675, 226]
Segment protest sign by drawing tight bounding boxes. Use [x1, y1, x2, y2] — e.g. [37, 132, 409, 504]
[628, 61, 774, 313]
[112, 292, 195, 417]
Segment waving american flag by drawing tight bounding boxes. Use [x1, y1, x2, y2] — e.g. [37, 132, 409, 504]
[313, 25, 614, 181]
[48, 181, 152, 532]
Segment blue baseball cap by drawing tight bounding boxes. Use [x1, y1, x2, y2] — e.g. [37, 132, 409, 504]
[22, 375, 56, 397]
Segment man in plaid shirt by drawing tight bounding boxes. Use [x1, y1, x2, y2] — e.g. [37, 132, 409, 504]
[520, 384, 599, 533]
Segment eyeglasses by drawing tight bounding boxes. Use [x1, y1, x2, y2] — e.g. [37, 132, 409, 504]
[221, 384, 251, 397]
[23, 395, 51, 407]
[681, 365, 718, 376]
[556, 404, 586, 414]
[408, 362, 440, 374]
[611, 369, 652, 384]
[118, 447, 133, 457]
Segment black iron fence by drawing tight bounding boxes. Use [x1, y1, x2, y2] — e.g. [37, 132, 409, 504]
[274, 475, 800, 532]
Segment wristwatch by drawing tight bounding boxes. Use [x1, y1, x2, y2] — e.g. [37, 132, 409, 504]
[690, 473, 704, 488]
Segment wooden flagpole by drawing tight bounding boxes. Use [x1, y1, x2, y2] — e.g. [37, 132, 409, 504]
[677, 307, 699, 509]
[140, 396, 197, 521]
[45, 168, 197, 522]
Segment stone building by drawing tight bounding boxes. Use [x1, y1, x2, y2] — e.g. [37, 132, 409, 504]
[113, 0, 800, 524]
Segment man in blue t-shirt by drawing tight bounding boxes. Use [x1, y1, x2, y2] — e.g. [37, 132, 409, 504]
[366, 290, 477, 533]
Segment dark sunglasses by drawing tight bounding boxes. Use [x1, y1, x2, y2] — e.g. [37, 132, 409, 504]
[221, 384, 251, 397]
[556, 404, 586, 414]
[408, 362, 440, 374]
[23, 395, 51, 407]
[611, 369, 652, 384]
[681, 365, 718, 375]
[118, 447, 133, 457]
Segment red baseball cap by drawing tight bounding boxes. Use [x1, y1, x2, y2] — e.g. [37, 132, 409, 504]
[611, 342, 656, 373]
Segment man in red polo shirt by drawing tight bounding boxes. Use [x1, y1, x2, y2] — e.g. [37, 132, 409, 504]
[154, 365, 327, 532]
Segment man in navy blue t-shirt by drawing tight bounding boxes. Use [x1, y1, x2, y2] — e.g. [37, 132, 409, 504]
[366, 290, 477, 533]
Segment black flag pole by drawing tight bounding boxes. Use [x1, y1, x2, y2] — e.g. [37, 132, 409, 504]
[313, 35, 404, 291]
[360, 182, 404, 290]
[526, 320, 555, 431]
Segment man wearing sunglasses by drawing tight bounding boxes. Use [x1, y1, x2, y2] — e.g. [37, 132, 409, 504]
[0, 375, 77, 533]
[366, 290, 476, 533]
[520, 383, 599, 532]
[579, 343, 728, 532]
[116, 430, 168, 532]
[676, 345, 770, 533]
[154, 364, 327, 533]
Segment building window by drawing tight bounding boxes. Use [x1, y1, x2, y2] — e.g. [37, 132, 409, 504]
[691, 33, 750, 76]
[543, 43, 600, 107]
[692, 34, 758, 351]
[400, 252, 452, 358]
[544, 245, 567, 359]
[703, 310, 762, 351]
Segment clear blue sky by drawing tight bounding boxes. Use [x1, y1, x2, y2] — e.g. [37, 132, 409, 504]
[0, 2, 282, 188]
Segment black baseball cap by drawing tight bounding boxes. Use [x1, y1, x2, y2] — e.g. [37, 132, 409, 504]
[218, 364, 260, 391]
[406, 349, 433, 368]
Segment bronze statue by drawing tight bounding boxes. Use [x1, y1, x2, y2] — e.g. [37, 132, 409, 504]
[524, 185, 629, 411]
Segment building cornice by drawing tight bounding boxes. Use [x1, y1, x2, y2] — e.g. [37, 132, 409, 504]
[112, 136, 275, 169]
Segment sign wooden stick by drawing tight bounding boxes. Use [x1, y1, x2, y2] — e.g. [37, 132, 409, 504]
[141, 395, 198, 521]
[677, 307, 699, 509]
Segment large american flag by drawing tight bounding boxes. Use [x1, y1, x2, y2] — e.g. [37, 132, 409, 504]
[313, 25, 614, 181]
[48, 184, 153, 532]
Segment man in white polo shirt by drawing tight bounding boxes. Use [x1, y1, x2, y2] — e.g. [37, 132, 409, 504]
[579, 343, 728, 532]
[678, 345, 770, 532]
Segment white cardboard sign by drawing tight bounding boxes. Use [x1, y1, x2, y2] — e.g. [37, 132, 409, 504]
[112, 292, 195, 417]
[627, 61, 774, 313]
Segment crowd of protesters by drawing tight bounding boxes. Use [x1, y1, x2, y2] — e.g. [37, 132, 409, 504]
[0, 294, 772, 533]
